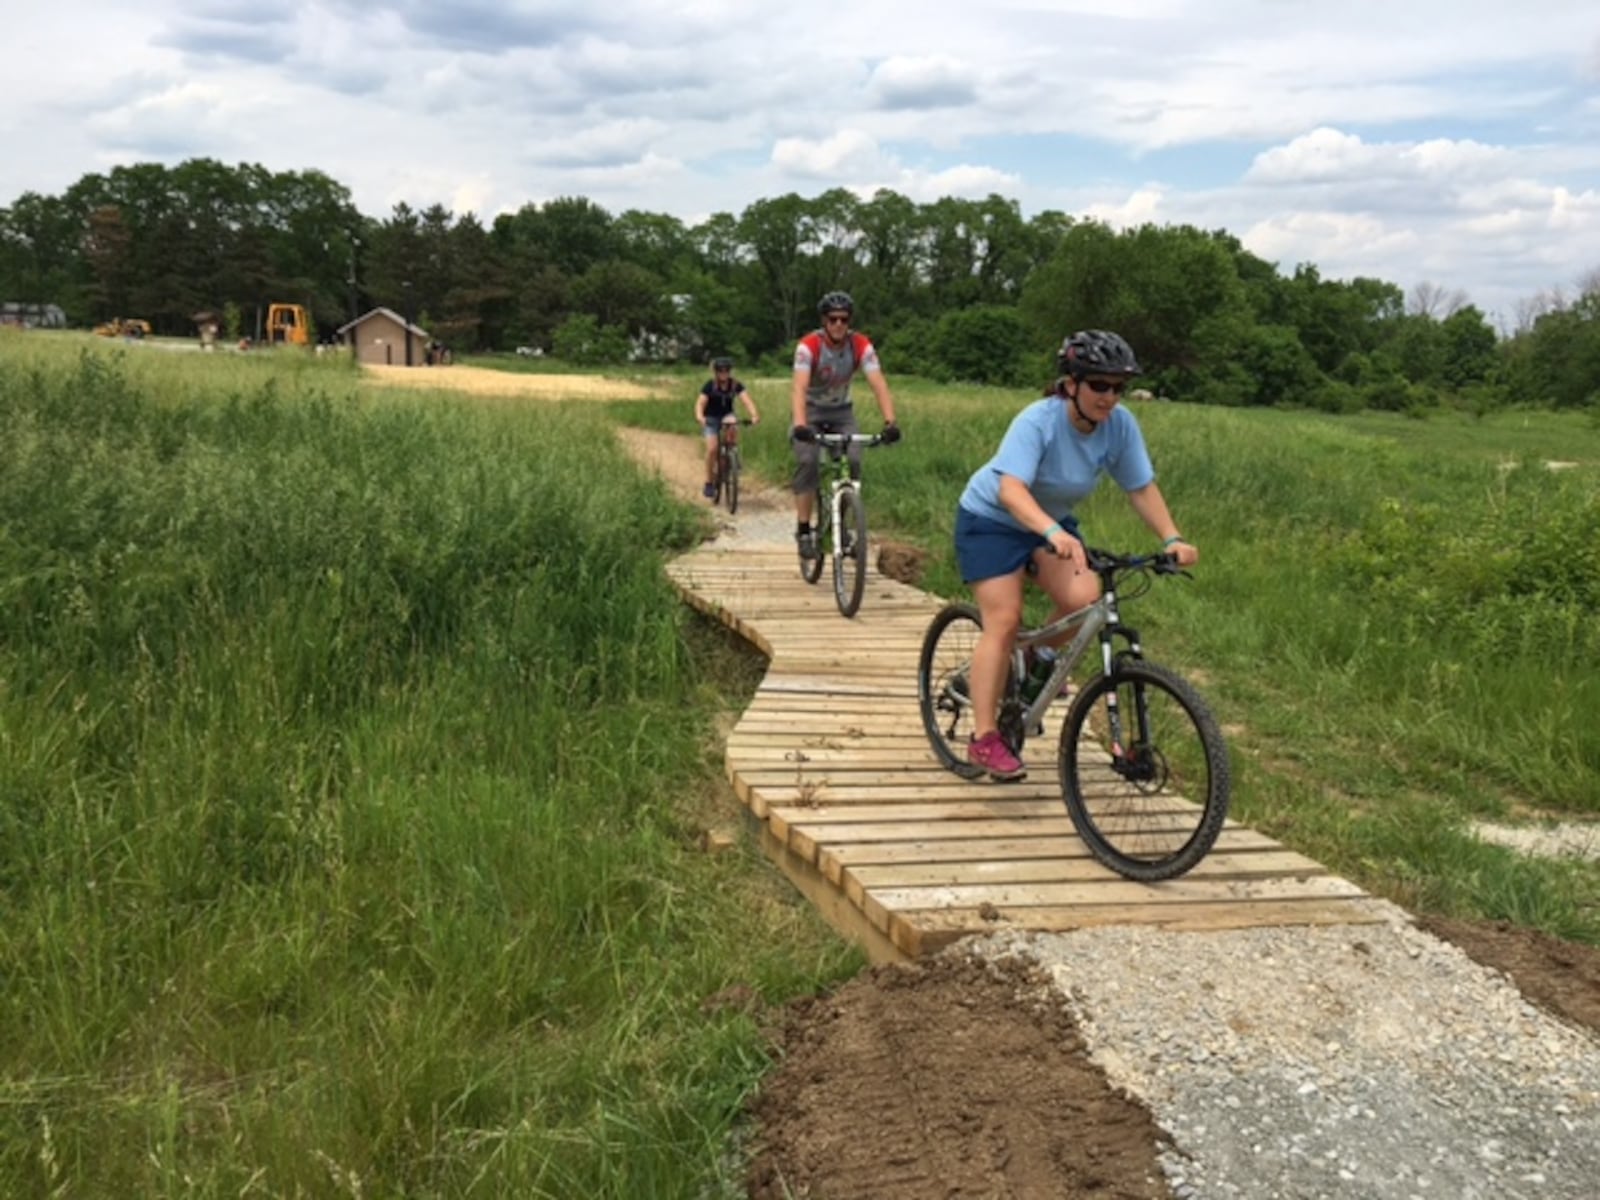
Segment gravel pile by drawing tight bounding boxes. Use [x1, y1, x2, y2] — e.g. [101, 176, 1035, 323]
[972, 903, 1600, 1199]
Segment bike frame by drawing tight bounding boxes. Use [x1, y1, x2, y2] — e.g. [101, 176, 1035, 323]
[812, 430, 881, 558]
[1007, 555, 1157, 751]
[717, 417, 740, 472]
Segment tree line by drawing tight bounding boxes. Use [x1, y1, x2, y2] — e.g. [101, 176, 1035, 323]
[2, 157, 1596, 410]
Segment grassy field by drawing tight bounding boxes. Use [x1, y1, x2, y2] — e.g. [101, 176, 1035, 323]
[0, 334, 858, 1196]
[6, 334, 1598, 1193]
[619, 376, 1600, 938]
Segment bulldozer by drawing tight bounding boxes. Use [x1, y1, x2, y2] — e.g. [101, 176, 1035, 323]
[93, 317, 152, 338]
[263, 303, 311, 346]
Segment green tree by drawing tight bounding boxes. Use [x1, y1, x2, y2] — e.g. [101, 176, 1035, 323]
[552, 313, 630, 364]
[930, 305, 1033, 387]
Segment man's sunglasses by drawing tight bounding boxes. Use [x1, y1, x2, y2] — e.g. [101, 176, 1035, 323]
[823, 313, 851, 326]
[1082, 378, 1128, 395]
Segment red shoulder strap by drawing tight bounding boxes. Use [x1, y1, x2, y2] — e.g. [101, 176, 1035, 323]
[850, 332, 869, 368]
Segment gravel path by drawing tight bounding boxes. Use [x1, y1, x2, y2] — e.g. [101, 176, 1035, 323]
[973, 906, 1600, 1199]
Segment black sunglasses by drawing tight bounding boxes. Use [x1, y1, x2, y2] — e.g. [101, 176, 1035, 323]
[1082, 378, 1128, 395]
[823, 313, 851, 325]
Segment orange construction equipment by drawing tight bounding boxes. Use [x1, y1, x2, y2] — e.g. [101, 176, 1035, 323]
[264, 303, 311, 346]
[93, 317, 151, 338]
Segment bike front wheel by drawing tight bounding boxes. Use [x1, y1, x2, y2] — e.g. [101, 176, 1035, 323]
[917, 604, 986, 778]
[724, 447, 740, 514]
[1058, 660, 1230, 881]
[832, 485, 868, 617]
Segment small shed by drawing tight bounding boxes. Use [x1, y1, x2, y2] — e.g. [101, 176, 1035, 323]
[337, 306, 431, 367]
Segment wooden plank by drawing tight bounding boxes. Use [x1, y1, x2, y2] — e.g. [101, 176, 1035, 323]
[817, 828, 1287, 883]
[862, 874, 1368, 931]
[842, 849, 1330, 906]
[890, 897, 1391, 956]
[753, 825, 906, 964]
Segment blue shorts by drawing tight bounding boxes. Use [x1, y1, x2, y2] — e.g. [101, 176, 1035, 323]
[954, 506, 1082, 584]
[703, 417, 732, 438]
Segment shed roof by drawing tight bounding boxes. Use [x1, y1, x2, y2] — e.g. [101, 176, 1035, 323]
[336, 306, 429, 338]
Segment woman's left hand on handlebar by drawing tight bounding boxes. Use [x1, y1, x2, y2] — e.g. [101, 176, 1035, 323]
[1166, 539, 1199, 567]
[1047, 528, 1083, 565]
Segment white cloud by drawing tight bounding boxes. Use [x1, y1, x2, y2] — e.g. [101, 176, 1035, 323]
[1247, 128, 1510, 186]
[771, 130, 884, 180]
[5, 0, 1600, 317]
[1083, 187, 1168, 228]
[868, 55, 978, 110]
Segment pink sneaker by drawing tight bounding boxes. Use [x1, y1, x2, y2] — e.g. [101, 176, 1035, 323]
[968, 731, 1027, 782]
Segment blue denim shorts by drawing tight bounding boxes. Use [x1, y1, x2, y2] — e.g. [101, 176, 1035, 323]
[954, 506, 1081, 584]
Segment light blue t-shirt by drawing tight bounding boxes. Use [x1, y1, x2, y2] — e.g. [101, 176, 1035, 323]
[958, 396, 1155, 529]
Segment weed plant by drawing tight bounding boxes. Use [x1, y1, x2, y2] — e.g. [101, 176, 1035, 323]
[0, 338, 857, 1196]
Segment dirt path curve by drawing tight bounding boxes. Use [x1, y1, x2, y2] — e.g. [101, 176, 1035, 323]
[614, 426, 799, 548]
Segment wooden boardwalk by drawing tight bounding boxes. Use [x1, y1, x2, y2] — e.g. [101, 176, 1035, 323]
[667, 543, 1386, 962]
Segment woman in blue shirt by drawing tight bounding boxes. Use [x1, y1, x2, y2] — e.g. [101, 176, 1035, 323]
[954, 329, 1199, 781]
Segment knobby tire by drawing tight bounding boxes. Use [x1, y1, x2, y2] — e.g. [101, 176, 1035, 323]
[1057, 659, 1230, 881]
[917, 604, 987, 779]
[833, 485, 868, 617]
[800, 486, 825, 584]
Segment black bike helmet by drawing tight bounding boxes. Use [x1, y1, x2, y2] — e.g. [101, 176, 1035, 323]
[711, 356, 733, 370]
[1057, 329, 1140, 378]
[817, 290, 854, 318]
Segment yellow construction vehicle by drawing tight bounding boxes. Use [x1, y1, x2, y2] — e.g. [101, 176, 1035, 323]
[93, 317, 152, 338]
[264, 303, 311, 346]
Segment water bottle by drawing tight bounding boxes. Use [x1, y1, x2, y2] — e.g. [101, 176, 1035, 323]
[1021, 646, 1058, 702]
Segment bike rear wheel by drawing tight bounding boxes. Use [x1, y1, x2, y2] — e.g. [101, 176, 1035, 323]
[1058, 660, 1230, 881]
[917, 604, 986, 778]
[832, 485, 868, 616]
[800, 487, 825, 584]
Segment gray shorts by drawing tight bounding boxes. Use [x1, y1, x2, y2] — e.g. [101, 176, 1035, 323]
[791, 409, 860, 494]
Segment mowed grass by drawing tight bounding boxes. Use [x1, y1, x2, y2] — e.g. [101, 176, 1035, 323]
[619, 378, 1600, 939]
[0, 333, 859, 1197]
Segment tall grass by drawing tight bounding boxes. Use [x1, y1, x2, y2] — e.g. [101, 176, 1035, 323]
[0, 336, 858, 1196]
[615, 382, 1600, 939]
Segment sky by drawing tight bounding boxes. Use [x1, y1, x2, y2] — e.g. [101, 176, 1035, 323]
[6, 0, 1599, 328]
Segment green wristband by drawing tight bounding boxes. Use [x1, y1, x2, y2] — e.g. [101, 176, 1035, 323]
[1043, 522, 1063, 539]
[1162, 535, 1185, 547]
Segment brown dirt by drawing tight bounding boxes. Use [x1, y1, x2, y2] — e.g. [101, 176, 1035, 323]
[386, 364, 1600, 1197]
[1414, 915, 1600, 1031]
[361, 363, 669, 401]
[746, 952, 1171, 1200]
[877, 538, 929, 586]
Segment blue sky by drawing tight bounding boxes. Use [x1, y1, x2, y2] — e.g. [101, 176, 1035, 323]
[5, 0, 1599, 327]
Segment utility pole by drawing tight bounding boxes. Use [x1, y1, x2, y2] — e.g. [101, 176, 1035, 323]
[347, 233, 360, 331]
[402, 280, 414, 367]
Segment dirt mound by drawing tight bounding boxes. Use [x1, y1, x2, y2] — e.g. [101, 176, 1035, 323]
[877, 538, 928, 585]
[747, 951, 1170, 1200]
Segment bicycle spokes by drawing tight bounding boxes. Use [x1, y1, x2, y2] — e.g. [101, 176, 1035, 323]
[1059, 662, 1230, 881]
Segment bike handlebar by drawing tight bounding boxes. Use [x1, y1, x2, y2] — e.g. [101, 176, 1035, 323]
[814, 431, 885, 448]
[1082, 547, 1185, 578]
